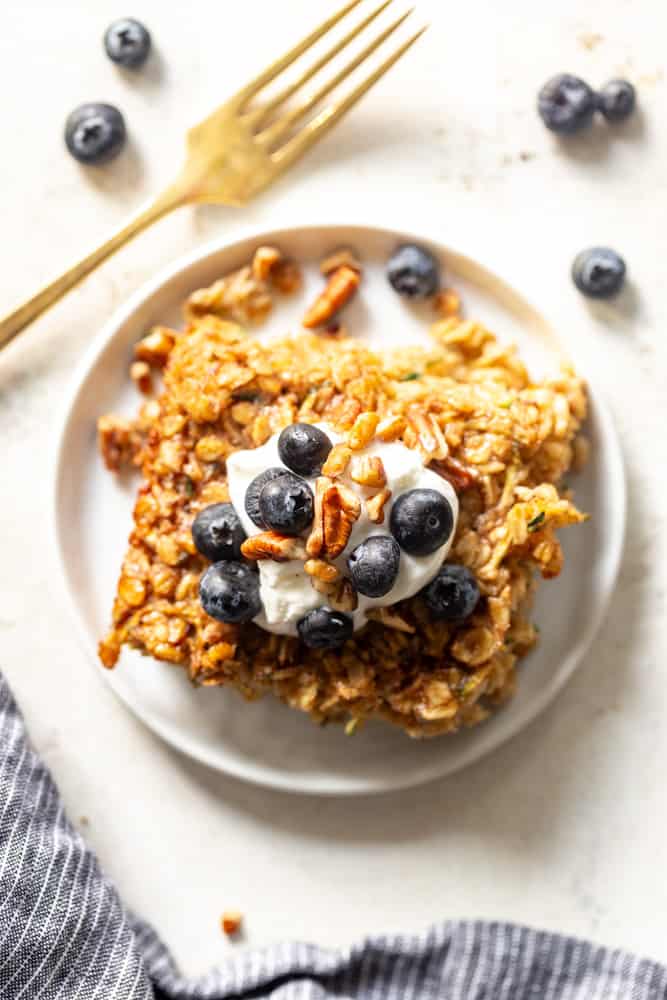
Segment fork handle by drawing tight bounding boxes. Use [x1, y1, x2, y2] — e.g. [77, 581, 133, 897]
[0, 183, 187, 351]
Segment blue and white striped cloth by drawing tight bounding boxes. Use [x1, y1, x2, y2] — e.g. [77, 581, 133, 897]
[1, 671, 666, 999]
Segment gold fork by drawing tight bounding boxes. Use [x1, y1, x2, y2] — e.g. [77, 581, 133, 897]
[0, 0, 425, 351]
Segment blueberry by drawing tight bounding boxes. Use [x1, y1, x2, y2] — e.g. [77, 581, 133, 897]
[192, 503, 245, 562]
[572, 247, 626, 299]
[64, 103, 126, 165]
[537, 74, 596, 134]
[199, 561, 261, 624]
[245, 468, 290, 528]
[104, 18, 151, 68]
[258, 473, 314, 535]
[390, 488, 454, 556]
[347, 536, 400, 598]
[597, 79, 636, 123]
[422, 564, 480, 622]
[387, 244, 440, 299]
[278, 423, 333, 477]
[297, 607, 353, 649]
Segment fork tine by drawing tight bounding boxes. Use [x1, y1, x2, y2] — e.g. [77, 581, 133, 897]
[233, 0, 365, 105]
[258, 8, 414, 149]
[246, 0, 395, 129]
[272, 26, 427, 169]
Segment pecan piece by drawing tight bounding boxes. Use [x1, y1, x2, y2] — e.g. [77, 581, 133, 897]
[302, 265, 360, 328]
[134, 327, 175, 367]
[221, 910, 243, 936]
[347, 411, 380, 450]
[433, 288, 461, 318]
[321, 443, 352, 478]
[130, 361, 152, 395]
[376, 414, 407, 442]
[241, 532, 306, 562]
[366, 488, 392, 524]
[306, 476, 332, 557]
[304, 559, 341, 583]
[350, 455, 386, 488]
[430, 456, 478, 492]
[251, 245, 282, 281]
[329, 577, 358, 613]
[322, 483, 361, 558]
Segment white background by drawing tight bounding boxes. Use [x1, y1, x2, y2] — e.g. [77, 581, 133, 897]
[1, 0, 667, 976]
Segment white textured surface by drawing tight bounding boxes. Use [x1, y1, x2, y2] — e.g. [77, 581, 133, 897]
[1, 0, 666, 975]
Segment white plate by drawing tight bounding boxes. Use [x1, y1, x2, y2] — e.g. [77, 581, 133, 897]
[53, 224, 625, 796]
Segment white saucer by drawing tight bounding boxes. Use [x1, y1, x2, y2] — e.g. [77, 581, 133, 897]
[52, 224, 625, 795]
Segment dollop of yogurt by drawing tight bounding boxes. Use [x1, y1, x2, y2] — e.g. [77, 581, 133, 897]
[226, 424, 458, 635]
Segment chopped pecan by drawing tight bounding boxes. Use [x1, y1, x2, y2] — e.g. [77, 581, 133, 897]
[430, 456, 478, 492]
[130, 361, 152, 395]
[320, 247, 362, 276]
[350, 455, 386, 488]
[251, 245, 282, 281]
[347, 411, 380, 451]
[376, 414, 407, 442]
[322, 483, 361, 558]
[134, 327, 175, 367]
[321, 443, 352, 477]
[186, 266, 273, 325]
[221, 910, 243, 936]
[304, 559, 340, 583]
[302, 265, 360, 328]
[433, 288, 461, 318]
[329, 577, 358, 612]
[306, 476, 332, 557]
[270, 258, 302, 294]
[241, 532, 307, 562]
[366, 488, 392, 524]
[366, 608, 415, 633]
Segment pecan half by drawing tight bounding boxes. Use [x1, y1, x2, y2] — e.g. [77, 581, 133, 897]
[350, 455, 386, 488]
[302, 265, 360, 328]
[241, 532, 306, 562]
[306, 476, 332, 557]
[322, 483, 361, 558]
[366, 488, 392, 524]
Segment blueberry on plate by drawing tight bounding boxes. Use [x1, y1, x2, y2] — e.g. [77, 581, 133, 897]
[596, 79, 636, 123]
[390, 488, 454, 556]
[64, 103, 126, 165]
[348, 536, 400, 598]
[572, 247, 626, 299]
[199, 561, 261, 624]
[191, 503, 246, 562]
[278, 423, 333, 477]
[297, 607, 353, 649]
[422, 564, 480, 622]
[104, 18, 151, 68]
[387, 244, 440, 298]
[245, 467, 290, 527]
[258, 473, 314, 535]
[537, 74, 596, 134]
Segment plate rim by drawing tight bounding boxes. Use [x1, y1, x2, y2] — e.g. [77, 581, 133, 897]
[51, 221, 627, 796]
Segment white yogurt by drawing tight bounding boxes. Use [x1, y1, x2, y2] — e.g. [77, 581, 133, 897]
[226, 424, 458, 635]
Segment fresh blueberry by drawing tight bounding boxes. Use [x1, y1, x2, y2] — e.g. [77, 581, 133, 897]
[347, 536, 400, 598]
[422, 564, 480, 622]
[297, 607, 353, 649]
[192, 503, 246, 562]
[537, 74, 596, 134]
[597, 79, 636, 122]
[390, 488, 454, 556]
[572, 247, 626, 299]
[387, 244, 440, 299]
[104, 18, 151, 68]
[64, 103, 126, 165]
[245, 468, 290, 528]
[278, 423, 333, 477]
[258, 473, 314, 535]
[199, 561, 261, 624]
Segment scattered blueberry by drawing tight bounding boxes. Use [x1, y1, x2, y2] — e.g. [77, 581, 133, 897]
[597, 79, 636, 122]
[387, 244, 440, 299]
[104, 18, 151, 68]
[297, 607, 353, 649]
[199, 561, 261, 624]
[572, 247, 626, 299]
[537, 74, 596, 134]
[64, 103, 126, 165]
[192, 503, 246, 562]
[258, 473, 314, 535]
[347, 536, 400, 598]
[422, 564, 480, 622]
[278, 423, 333, 478]
[390, 488, 454, 556]
[245, 467, 290, 528]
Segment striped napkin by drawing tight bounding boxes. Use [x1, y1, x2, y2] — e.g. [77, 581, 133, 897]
[1, 672, 663, 999]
